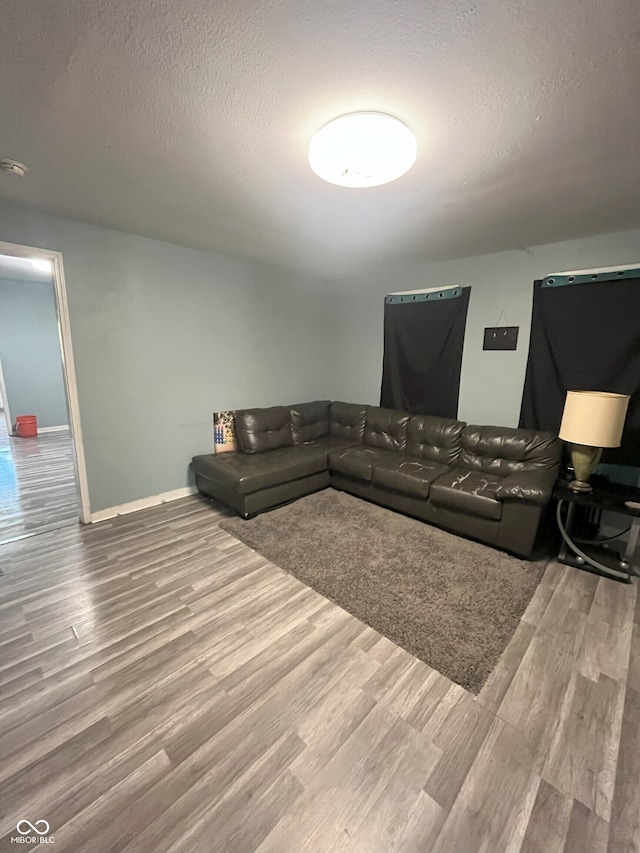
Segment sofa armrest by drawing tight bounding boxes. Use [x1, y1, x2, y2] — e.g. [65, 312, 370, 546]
[496, 468, 558, 505]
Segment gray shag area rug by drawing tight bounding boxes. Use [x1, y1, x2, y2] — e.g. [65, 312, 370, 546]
[220, 490, 548, 693]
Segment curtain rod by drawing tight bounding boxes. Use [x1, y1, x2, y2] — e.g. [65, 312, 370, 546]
[385, 285, 463, 304]
[543, 264, 640, 288]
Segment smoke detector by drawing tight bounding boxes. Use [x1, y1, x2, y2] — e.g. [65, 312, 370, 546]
[0, 159, 28, 177]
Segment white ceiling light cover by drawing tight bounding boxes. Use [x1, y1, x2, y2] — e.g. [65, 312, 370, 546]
[308, 112, 417, 188]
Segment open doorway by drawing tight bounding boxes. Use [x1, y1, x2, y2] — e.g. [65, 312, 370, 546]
[0, 242, 90, 543]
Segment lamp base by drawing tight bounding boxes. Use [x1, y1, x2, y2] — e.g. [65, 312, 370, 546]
[569, 444, 602, 494]
[568, 478, 593, 493]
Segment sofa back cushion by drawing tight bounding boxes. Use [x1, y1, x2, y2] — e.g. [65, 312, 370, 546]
[330, 402, 368, 442]
[460, 425, 562, 476]
[363, 407, 410, 452]
[290, 400, 331, 444]
[406, 415, 466, 465]
[234, 406, 293, 454]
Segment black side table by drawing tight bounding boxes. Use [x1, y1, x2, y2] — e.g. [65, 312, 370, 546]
[554, 479, 640, 584]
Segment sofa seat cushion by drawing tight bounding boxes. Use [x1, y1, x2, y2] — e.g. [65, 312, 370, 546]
[328, 447, 399, 482]
[372, 457, 451, 498]
[301, 436, 360, 457]
[192, 446, 326, 496]
[429, 468, 505, 520]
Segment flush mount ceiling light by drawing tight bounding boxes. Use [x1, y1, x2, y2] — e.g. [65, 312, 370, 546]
[308, 112, 417, 188]
[0, 158, 28, 177]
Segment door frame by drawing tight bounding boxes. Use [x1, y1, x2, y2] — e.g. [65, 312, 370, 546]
[0, 240, 91, 523]
[0, 352, 11, 434]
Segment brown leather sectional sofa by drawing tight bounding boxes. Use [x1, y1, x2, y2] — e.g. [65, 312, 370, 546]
[192, 400, 562, 558]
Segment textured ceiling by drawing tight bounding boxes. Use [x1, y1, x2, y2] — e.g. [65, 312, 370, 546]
[1, 0, 639, 278]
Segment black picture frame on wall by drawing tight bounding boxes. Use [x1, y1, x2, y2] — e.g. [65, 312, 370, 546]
[483, 326, 519, 351]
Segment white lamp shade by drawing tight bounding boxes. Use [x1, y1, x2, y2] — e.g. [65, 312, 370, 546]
[558, 391, 630, 447]
[308, 112, 417, 188]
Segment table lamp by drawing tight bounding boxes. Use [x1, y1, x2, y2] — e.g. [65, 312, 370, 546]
[558, 391, 630, 492]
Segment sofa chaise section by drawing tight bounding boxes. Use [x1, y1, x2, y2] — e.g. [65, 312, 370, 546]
[191, 445, 329, 517]
[191, 401, 364, 517]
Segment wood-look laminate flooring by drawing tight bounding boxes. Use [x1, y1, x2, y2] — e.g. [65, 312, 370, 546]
[0, 417, 79, 544]
[0, 495, 638, 853]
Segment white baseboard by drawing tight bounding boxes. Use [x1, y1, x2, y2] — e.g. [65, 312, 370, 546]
[38, 424, 70, 433]
[90, 486, 199, 523]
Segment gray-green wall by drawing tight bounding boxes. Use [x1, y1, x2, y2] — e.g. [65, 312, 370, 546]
[0, 277, 69, 429]
[0, 201, 332, 513]
[326, 228, 640, 427]
[2, 196, 638, 513]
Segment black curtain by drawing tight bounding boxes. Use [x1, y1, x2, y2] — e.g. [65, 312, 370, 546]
[380, 287, 470, 417]
[519, 277, 640, 466]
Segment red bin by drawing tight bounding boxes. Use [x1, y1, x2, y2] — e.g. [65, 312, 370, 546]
[15, 415, 38, 438]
